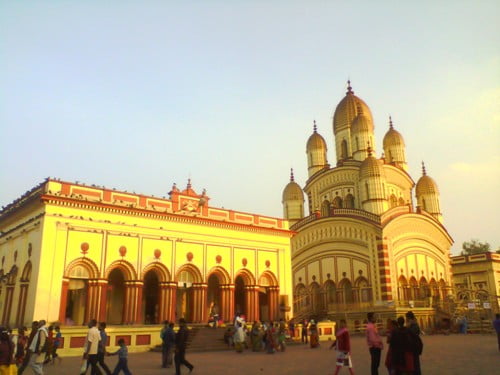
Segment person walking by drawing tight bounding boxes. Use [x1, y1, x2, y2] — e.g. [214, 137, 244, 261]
[14, 326, 28, 366]
[174, 318, 194, 375]
[83, 319, 102, 375]
[107, 338, 132, 375]
[0, 327, 15, 374]
[52, 325, 62, 365]
[493, 313, 500, 352]
[97, 322, 112, 375]
[330, 320, 355, 375]
[406, 311, 422, 375]
[301, 319, 308, 344]
[163, 322, 175, 368]
[28, 319, 48, 375]
[366, 312, 383, 375]
[160, 321, 170, 368]
[18, 321, 38, 375]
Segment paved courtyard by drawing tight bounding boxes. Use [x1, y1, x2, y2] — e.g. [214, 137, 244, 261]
[42, 334, 498, 375]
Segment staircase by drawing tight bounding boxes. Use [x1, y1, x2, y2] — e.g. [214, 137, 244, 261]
[187, 326, 231, 352]
[151, 326, 230, 353]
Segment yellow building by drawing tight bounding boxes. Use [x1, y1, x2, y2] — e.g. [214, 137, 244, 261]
[451, 252, 500, 316]
[282, 82, 454, 329]
[0, 179, 293, 340]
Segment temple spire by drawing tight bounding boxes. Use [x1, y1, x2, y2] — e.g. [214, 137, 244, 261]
[421, 161, 427, 176]
[290, 168, 295, 182]
[346, 79, 354, 94]
[313, 120, 317, 133]
[389, 115, 394, 129]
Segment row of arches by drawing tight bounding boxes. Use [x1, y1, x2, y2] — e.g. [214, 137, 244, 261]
[398, 276, 448, 301]
[321, 194, 356, 216]
[61, 257, 281, 327]
[294, 277, 372, 314]
[0, 262, 32, 327]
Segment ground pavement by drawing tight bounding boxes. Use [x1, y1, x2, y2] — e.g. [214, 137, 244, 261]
[42, 333, 498, 375]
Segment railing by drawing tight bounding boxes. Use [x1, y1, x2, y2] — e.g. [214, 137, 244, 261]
[291, 208, 381, 231]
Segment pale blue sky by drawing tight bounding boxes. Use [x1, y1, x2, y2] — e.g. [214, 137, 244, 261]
[1, 1, 499, 254]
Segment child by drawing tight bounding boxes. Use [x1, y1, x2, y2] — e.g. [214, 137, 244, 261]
[52, 326, 62, 364]
[107, 338, 132, 375]
[330, 320, 354, 375]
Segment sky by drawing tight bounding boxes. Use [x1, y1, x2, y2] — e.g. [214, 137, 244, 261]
[1, 1, 499, 255]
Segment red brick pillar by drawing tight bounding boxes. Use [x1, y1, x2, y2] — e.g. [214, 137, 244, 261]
[268, 286, 280, 321]
[98, 280, 108, 322]
[191, 283, 208, 323]
[244, 286, 259, 323]
[58, 278, 69, 323]
[123, 281, 143, 324]
[376, 237, 393, 301]
[220, 284, 234, 322]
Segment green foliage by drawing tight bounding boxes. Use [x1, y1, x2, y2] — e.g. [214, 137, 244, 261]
[461, 239, 491, 255]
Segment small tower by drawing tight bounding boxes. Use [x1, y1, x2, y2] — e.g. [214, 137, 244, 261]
[282, 169, 304, 225]
[383, 116, 408, 171]
[359, 147, 388, 215]
[306, 121, 328, 177]
[333, 80, 374, 162]
[350, 113, 375, 161]
[416, 162, 442, 223]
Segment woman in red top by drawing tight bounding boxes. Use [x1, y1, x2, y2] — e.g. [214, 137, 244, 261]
[330, 320, 355, 375]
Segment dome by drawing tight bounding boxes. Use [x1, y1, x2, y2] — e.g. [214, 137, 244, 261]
[351, 114, 373, 134]
[333, 82, 373, 134]
[416, 164, 439, 195]
[383, 118, 405, 148]
[359, 153, 383, 179]
[282, 170, 304, 202]
[306, 121, 327, 151]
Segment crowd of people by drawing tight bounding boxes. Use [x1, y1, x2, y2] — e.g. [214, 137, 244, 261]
[1, 311, 498, 374]
[0, 320, 63, 375]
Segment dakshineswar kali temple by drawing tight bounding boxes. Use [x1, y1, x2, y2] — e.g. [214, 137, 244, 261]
[0, 178, 293, 352]
[282, 81, 454, 330]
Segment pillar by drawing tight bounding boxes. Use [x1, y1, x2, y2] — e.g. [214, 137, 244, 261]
[376, 236, 393, 301]
[158, 281, 177, 323]
[191, 283, 208, 323]
[267, 286, 280, 321]
[58, 278, 69, 323]
[123, 281, 143, 324]
[244, 285, 259, 323]
[220, 284, 235, 322]
[16, 283, 29, 327]
[98, 279, 108, 322]
[1, 284, 15, 325]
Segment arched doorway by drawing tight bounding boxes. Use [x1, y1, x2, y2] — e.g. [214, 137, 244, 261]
[65, 265, 90, 325]
[17, 261, 32, 327]
[355, 277, 372, 303]
[339, 279, 353, 304]
[143, 270, 159, 324]
[107, 268, 126, 324]
[310, 282, 322, 313]
[324, 280, 336, 309]
[398, 275, 409, 301]
[258, 271, 279, 322]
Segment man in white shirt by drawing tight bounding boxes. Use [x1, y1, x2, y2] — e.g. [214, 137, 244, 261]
[28, 320, 48, 375]
[83, 319, 102, 375]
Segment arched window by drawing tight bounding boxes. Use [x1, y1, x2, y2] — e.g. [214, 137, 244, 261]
[341, 140, 348, 159]
[398, 276, 409, 301]
[355, 137, 359, 151]
[355, 277, 372, 303]
[321, 200, 331, 217]
[419, 277, 429, 300]
[389, 194, 398, 208]
[339, 279, 353, 304]
[409, 277, 418, 300]
[365, 183, 370, 199]
[398, 197, 405, 206]
[422, 198, 427, 211]
[344, 194, 355, 208]
[324, 280, 336, 305]
[332, 196, 343, 208]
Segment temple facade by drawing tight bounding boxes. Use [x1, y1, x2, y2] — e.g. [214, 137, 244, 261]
[0, 179, 293, 328]
[282, 82, 454, 329]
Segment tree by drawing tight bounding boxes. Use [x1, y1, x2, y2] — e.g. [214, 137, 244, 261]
[461, 239, 491, 255]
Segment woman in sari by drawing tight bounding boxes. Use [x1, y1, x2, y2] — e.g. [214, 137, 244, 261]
[265, 322, 276, 354]
[309, 320, 320, 348]
[251, 321, 262, 352]
[233, 322, 246, 353]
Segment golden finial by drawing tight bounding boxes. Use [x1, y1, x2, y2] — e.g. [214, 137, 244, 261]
[389, 115, 394, 129]
[313, 120, 317, 133]
[290, 168, 295, 182]
[421, 161, 427, 176]
[346, 79, 354, 94]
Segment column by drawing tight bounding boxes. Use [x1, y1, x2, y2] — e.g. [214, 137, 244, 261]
[191, 283, 207, 323]
[267, 286, 280, 321]
[220, 284, 234, 322]
[16, 283, 29, 326]
[376, 236, 393, 301]
[58, 278, 69, 323]
[123, 281, 143, 324]
[244, 285, 259, 323]
[98, 279, 108, 322]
